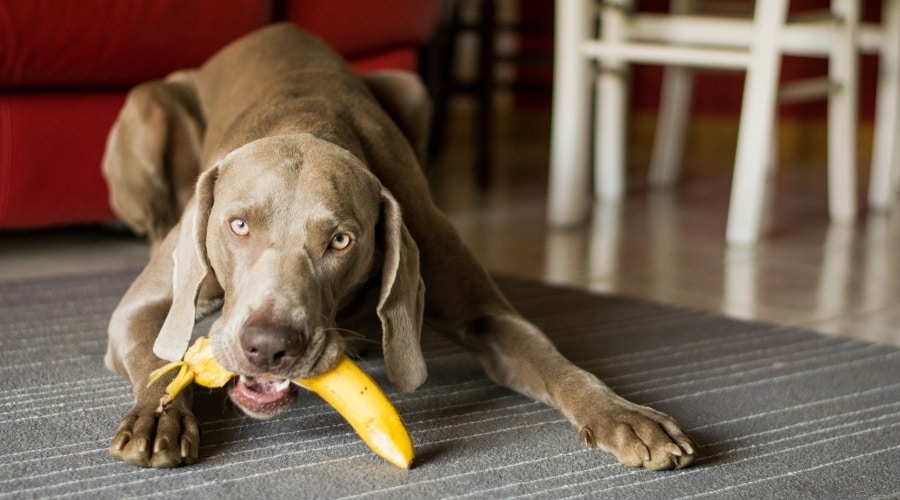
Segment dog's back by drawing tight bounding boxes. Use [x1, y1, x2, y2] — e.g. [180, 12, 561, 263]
[192, 24, 378, 168]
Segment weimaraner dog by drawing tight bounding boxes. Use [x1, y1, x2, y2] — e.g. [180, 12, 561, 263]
[102, 24, 695, 470]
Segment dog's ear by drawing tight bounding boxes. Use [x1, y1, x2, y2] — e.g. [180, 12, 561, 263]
[377, 188, 427, 392]
[153, 166, 219, 362]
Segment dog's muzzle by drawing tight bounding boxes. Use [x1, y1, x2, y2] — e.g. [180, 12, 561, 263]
[228, 313, 344, 419]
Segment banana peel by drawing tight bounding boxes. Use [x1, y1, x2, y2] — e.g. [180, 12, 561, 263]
[147, 336, 415, 468]
[148, 336, 233, 411]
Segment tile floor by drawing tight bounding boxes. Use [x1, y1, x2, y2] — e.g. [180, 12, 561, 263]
[2, 101, 899, 348]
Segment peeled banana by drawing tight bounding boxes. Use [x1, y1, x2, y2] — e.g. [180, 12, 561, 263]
[147, 336, 415, 468]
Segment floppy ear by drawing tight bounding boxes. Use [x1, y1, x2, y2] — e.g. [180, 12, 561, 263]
[377, 188, 428, 392]
[152, 166, 219, 362]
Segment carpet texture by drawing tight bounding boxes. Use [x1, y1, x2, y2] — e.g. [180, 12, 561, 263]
[1, 269, 898, 499]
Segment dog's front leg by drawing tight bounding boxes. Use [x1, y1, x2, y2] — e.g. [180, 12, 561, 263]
[456, 314, 696, 470]
[105, 236, 203, 468]
[404, 208, 696, 469]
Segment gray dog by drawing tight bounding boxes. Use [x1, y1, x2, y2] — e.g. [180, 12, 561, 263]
[102, 24, 695, 470]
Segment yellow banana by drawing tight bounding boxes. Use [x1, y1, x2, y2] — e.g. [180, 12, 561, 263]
[147, 336, 415, 468]
[293, 355, 415, 469]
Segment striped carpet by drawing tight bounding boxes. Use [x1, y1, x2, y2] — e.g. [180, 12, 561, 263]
[1, 268, 898, 499]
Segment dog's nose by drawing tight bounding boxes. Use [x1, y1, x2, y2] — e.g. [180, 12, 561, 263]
[240, 323, 304, 372]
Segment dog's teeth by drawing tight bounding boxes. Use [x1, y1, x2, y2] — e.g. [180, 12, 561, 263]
[274, 379, 291, 392]
[239, 375, 252, 385]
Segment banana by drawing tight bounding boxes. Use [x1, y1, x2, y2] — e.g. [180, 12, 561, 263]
[147, 336, 415, 468]
[293, 354, 415, 469]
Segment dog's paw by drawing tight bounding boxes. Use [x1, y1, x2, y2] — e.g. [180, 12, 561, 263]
[109, 403, 200, 468]
[577, 398, 696, 471]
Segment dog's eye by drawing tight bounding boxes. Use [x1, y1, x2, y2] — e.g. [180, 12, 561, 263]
[329, 233, 352, 251]
[230, 218, 250, 236]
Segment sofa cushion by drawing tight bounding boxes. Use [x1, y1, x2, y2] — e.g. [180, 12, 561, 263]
[0, 93, 124, 227]
[284, 0, 441, 60]
[0, 0, 271, 87]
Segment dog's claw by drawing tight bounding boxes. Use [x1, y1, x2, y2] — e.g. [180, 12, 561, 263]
[679, 439, 696, 457]
[153, 436, 169, 454]
[634, 443, 652, 462]
[181, 436, 197, 461]
[109, 433, 127, 453]
[664, 442, 683, 457]
[579, 426, 596, 447]
[109, 434, 152, 467]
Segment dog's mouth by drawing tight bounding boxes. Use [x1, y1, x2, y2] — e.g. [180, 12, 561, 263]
[228, 375, 298, 419]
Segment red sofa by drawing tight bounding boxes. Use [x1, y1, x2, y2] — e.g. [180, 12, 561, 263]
[0, 0, 440, 229]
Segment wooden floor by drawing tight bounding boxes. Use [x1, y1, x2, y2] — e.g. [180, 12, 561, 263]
[2, 100, 899, 347]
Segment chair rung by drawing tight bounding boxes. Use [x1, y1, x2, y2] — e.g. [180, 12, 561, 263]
[858, 24, 884, 53]
[630, 14, 755, 49]
[778, 77, 839, 103]
[581, 41, 751, 69]
[627, 13, 881, 57]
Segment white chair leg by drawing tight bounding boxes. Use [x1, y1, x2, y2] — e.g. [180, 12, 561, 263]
[767, 120, 779, 175]
[548, 0, 594, 226]
[595, 0, 630, 202]
[827, 0, 859, 220]
[869, 0, 900, 210]
[649, 0, 696, 187]
[649, 66, 694, 187]
[726, 0, 788, 246]
[595, 69, 628, 201]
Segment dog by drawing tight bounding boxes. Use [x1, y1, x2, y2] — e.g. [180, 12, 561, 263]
[102, 24, 695, 470]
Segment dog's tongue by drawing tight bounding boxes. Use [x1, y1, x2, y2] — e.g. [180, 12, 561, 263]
[234, 375, 292, 405]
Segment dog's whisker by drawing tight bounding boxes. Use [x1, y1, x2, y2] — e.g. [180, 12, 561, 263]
[336, 329, 381, 345]
[325, 327, 371, 341]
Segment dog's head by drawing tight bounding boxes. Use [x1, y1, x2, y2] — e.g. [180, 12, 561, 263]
[154, 133, 426, 418]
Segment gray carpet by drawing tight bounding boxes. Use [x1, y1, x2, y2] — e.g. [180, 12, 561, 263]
[1, 268, 898, 499]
